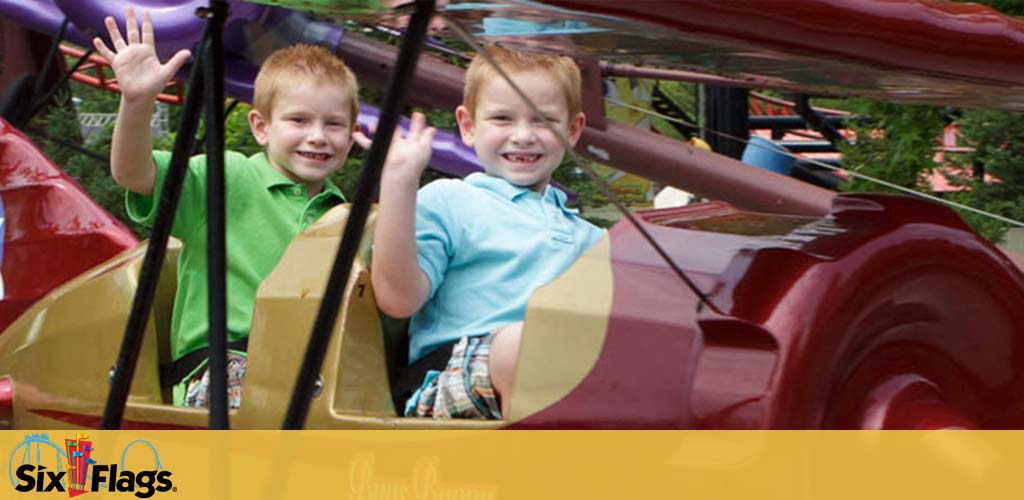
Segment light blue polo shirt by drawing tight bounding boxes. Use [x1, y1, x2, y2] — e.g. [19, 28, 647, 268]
[409, 172, 606, 363]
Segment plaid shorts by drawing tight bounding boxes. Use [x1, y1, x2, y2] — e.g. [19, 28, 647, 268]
[405, 333, 501, 419]
[183, 352, 247, 409]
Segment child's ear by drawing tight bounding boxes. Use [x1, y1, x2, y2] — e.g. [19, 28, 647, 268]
[566, 111, 586, 146]
[346, 123, 361, 152]
[248, 109, 270, 146]
[455, 105, 476, 147]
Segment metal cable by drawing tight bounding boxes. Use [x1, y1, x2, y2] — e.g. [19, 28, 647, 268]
[605, 97, 1024, 228]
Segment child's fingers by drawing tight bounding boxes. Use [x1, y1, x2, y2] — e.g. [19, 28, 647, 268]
[125, 6, 139, 44]
[422, 126, 437, 146]
[407, 112, 426, 139]
[417, 126, 437, 152]
[92, 37, 115, 62]
[352, 130, 372, 149]
[162, 49, 192, 78]
[104, 16, 126, 50]
[141, 11, 155, 46]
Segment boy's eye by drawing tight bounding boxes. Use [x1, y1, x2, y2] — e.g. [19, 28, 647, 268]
[489, 115, 511, 122]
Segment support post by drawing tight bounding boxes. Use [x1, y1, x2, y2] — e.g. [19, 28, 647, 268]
[701, 85, 749, 159]
[101, 38, 207, 429]
[282, 0, 436, 430]
[202, 0, 230, 430]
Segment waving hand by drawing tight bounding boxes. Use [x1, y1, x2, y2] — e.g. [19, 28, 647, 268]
[353, 112, 437, 184]
[92, 7, 191, 104]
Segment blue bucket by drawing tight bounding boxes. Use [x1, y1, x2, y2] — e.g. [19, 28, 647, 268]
[741, 136, 795, 176]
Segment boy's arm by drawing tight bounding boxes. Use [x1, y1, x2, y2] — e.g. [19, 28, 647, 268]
[356, 112, 436, 318]
[93, 7, 190, 195]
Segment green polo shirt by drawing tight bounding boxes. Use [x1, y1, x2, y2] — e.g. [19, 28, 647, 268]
[127, 150, 346, 368]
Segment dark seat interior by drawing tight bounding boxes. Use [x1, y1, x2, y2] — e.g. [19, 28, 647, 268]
[380, 313, 409, 413]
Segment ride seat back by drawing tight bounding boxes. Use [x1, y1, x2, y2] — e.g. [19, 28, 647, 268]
[379, 314, 409, 400]
[312, 209, 398, 417]
[356, 221, 410, 411]
[236, 206, 398, 427]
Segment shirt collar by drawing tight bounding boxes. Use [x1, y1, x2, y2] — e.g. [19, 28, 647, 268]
[253, 153, 346, 202]
[465, 172, 577, 214]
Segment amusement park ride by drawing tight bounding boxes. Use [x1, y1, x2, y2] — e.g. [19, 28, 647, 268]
[1, 0, 1024, 430]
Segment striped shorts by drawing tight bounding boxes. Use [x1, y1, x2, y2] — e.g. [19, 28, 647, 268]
[182, 352, 247, 409]
[405, 333, 501, 419]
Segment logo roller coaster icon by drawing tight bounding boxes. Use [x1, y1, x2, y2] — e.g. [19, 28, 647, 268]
[8, 433, 174, 497]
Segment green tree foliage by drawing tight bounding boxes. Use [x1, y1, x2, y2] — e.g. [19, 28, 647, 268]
[154, 99, 261, 156]
[36, 87, 151, 238]
[948, 0, 1024, 240]
[815, 0, 1024, 243]
[946, 109, 1024, 241]
[835, 99, 1024, 243]
[836, 100, 944, 194]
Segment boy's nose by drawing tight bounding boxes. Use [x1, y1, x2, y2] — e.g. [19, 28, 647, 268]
[510, 122, 537, 144]
[306, 125, 327, 143]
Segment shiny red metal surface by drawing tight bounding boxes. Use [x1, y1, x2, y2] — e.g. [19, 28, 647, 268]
[0, 377, 11, 428]
[539, 0, 1024, 110]
[510, 221, 708, 429]
[0, 118, 137, 332]
[851, 374, 978, 429]
[749, 195, 1024, 428]
[519, 195, 1024, 428]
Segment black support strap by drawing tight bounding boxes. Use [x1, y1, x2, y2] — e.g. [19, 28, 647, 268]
[159, 339, 248, 389]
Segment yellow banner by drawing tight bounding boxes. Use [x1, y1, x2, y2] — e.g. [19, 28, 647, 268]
[0, 431, 1020, 499]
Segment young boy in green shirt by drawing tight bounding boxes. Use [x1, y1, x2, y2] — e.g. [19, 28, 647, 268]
[94, 7, 361, 407]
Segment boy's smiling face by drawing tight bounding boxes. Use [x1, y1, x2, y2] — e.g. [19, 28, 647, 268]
[248, 79, 356, 196]
[456, 69, 585, 193]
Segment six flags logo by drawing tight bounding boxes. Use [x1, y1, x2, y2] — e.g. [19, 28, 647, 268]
[10, 434, 174, 498]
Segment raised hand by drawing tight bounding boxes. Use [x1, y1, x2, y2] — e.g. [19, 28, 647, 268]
[353, 111, 436, 184]
[92, 7, 191, 104]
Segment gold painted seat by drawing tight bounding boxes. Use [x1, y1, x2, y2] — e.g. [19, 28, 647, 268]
[236, 205, 504, 428]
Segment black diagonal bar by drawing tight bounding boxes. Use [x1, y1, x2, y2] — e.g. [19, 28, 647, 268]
[101, 34, 209, 430]
[793, 94, 849, 147]
[32, 18, 69, 101]
[203, 0, 230, 430]
[24, 126, 109, 164]
[31, 47, 98, 118]
[282, 0, 436, 429]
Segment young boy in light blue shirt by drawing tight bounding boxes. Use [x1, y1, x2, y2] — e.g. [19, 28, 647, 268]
[372, 46, 604, 419]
